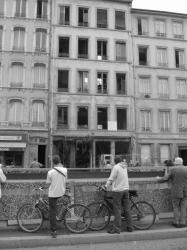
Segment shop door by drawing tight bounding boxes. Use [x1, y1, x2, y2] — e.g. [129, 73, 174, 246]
[179, 149, 187, 166]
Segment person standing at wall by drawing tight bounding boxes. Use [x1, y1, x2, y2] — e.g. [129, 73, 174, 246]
[157, 157, 187, 228]
[0, 163, 6, 199]
[105, 156, 133, 234]
[30, 158, 43, 168]
[46, 155, 67, 238]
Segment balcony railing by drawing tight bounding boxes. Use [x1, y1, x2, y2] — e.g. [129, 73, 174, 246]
[78, 21, 88, 27]
[33, 83, 45, 89]
[116, 56, 127, 62]
[174, 34, 184, 39]
[77, 87, 89, 93]
[78, 53, 88, 59]
[58, 52, 69, 57]
[32, 122, 45, 127]
[10, 82, 23, 88]
[156, 32, 166, 37]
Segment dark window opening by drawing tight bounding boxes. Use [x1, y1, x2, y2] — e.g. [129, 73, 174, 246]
[59, 6, 70, 25]
[78, 7, 88, 27]
[117, 108, 127, 130]
[78, 38, 88, 58]
[97, 40, 107, 60]
[38, 145, 46, 167]
[77, 107, 88, 129]
[58, 70, 68, 92]
[96, 141, 110, 167]
[59, 37, 69, 57]
[115, 11, 125, 30]
[97, 107, 107, 129]
[76, 141, 90, 168]
[97, 9, 107, 28]
[116, 73, 126, 95]
[138, 19, 142, 35]
[139, 47, 148, 65]
[57, 106, 68, 128]
[37, 0, 47, 19]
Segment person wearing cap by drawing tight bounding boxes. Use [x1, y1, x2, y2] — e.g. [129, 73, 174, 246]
[157, 157, 187, 228]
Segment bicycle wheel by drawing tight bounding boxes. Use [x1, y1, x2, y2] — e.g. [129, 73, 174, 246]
[88, 202, 110, 231]
[64, 203, 92, 233]
[17, 204, 43, 232]
[131, 201, 156, 230]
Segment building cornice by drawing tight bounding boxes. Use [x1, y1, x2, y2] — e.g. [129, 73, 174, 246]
[131, 8, 187, 18]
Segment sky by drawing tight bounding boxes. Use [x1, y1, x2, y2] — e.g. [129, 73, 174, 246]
[132, 0, 187, 14]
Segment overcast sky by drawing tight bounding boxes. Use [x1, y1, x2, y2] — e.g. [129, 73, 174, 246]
[132, 0, 187, 14]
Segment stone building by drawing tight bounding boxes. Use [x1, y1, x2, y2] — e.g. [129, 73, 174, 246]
[0, 0, 50, 167]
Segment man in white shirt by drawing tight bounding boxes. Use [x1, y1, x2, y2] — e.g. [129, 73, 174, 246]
[105, 156, 133, 234]
[46, 155, 67, 238]
[0, 164, 6, 199]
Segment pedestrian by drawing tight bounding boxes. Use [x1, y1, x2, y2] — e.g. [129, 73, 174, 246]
[157, 157, 187, 228]
[46, 155, 67, 238]
[105, 156, 133, 234]
[30, 158, 43, 168]
[0, 163, 6, 199]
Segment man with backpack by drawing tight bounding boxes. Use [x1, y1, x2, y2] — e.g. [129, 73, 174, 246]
[46, 155, 67, 238]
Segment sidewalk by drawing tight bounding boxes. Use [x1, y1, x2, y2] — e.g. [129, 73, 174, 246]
[0, 219, 187, 249]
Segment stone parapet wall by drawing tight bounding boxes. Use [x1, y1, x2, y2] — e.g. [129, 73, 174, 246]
[0, 178, 172, 224]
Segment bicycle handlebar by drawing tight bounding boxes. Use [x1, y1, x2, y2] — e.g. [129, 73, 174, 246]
[95, 184, 107, 192]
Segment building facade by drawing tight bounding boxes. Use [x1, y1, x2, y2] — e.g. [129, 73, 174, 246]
[0, 0, 187, 168]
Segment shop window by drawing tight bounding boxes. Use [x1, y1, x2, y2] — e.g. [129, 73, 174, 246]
[97, 107, 108, 130]
[77, 106, 88, 129]
[59, 5, 70, 25]
[57, 106, 68, 129]
[116, 73, 126, 95]
[59, 37, 69, 57]
[0, 26, 3, 50]
[97, 72, 107, 94]
[97, 9, 107, 28]
[116, 41, 126, 61]
[15, 0, 26, 17]
[8, 99, 23, 126]
[13, 27, 25, 51]
[115, 11, 125, 30]
[32, 101, 45, 127]
[138, 18, 148, 35]
[159, 110, 170, 132]
[175, 49, 185, 69]
[97, 40, 107, 60]
[33, 63, 46, 88]
[117, 108, 127, 130]
[0, 0, 4, 16]
[35, 28, 47, 52]
[58, 70, 69, 92]
[139, 47, 148, 66]
[78, 71, 88, 93]
[176, 79, 187, 98]
[78, 7, 88, 27]
[11, 62, 24, 87]
[78, 38, 88, 58]
[96, 141, 110, 167]
[36, 0, 47, 19]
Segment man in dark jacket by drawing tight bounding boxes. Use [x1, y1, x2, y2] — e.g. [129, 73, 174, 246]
[157, 157, 187, 228]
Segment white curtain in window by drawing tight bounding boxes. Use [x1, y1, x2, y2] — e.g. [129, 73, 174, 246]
[13, 28, 25, 50]
[79, 71, 88, 90]
[178, 113, 187, 130]
[160, 111, 170, 131]
[173, 22, 183, 35]
[177, 79, 187, 97]
[141, 18, 148, 33]
[159, 78, 168, 96]
[34, 64, 46, 85]
[155, 20, 165, 34]
[11, 63, 23, 84]
[15, 0, 26, 16]
[141, 145, 151, 164]
[178, 50, 185, 66]
[160, 145, 170, 163]
[139, 77, 150, 94]
[141, 110, 151, 130]
[32, 101, 45, 123]
[157, 48, 167, 64]
[35, 29, 46, 51]
[9, 100, 22, 123]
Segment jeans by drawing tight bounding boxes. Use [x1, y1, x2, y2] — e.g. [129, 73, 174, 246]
[111, 190, 133, 231]
[49, 197, 59, 232]
[172, 197, 187, 224]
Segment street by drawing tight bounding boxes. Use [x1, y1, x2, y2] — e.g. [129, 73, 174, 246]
[6, 238, 187, 250]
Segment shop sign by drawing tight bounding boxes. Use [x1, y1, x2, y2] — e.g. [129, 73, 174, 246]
[0, 136, 22, 141]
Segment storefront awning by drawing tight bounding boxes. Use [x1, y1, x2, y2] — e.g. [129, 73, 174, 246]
[0, 142, 26, 151]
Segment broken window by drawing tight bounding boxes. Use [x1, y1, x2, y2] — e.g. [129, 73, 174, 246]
[97, 40, 107, 60]
[57, 106, 68, 128]
[78, 7, 88, 27]
[77, 106, 88, 129]
[78, 38, 88, 58]
[97, 107, 108, 129]
[139, 47, 148, 65]
[59, 5, 70, 25]
[115, 11, 125, 30]
[97, 9, 107, 28]
[117, 108, 127, 130]
[78, 71, 89, 92]
[58, 70, 69, 92]
[59, 37, 69, 57]
[116, 73, 126, 95]
[97, 72, 107, 94]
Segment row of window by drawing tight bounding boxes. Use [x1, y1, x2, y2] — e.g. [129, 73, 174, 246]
[0, 0, 48, 19]
[0, 26, 47, 52]
[0, 99, 46, 127]
[137, 17, 185, 39]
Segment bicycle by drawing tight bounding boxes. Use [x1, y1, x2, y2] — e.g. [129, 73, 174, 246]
[88, 185, 156, 231]
[17, 187, 92, 234]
